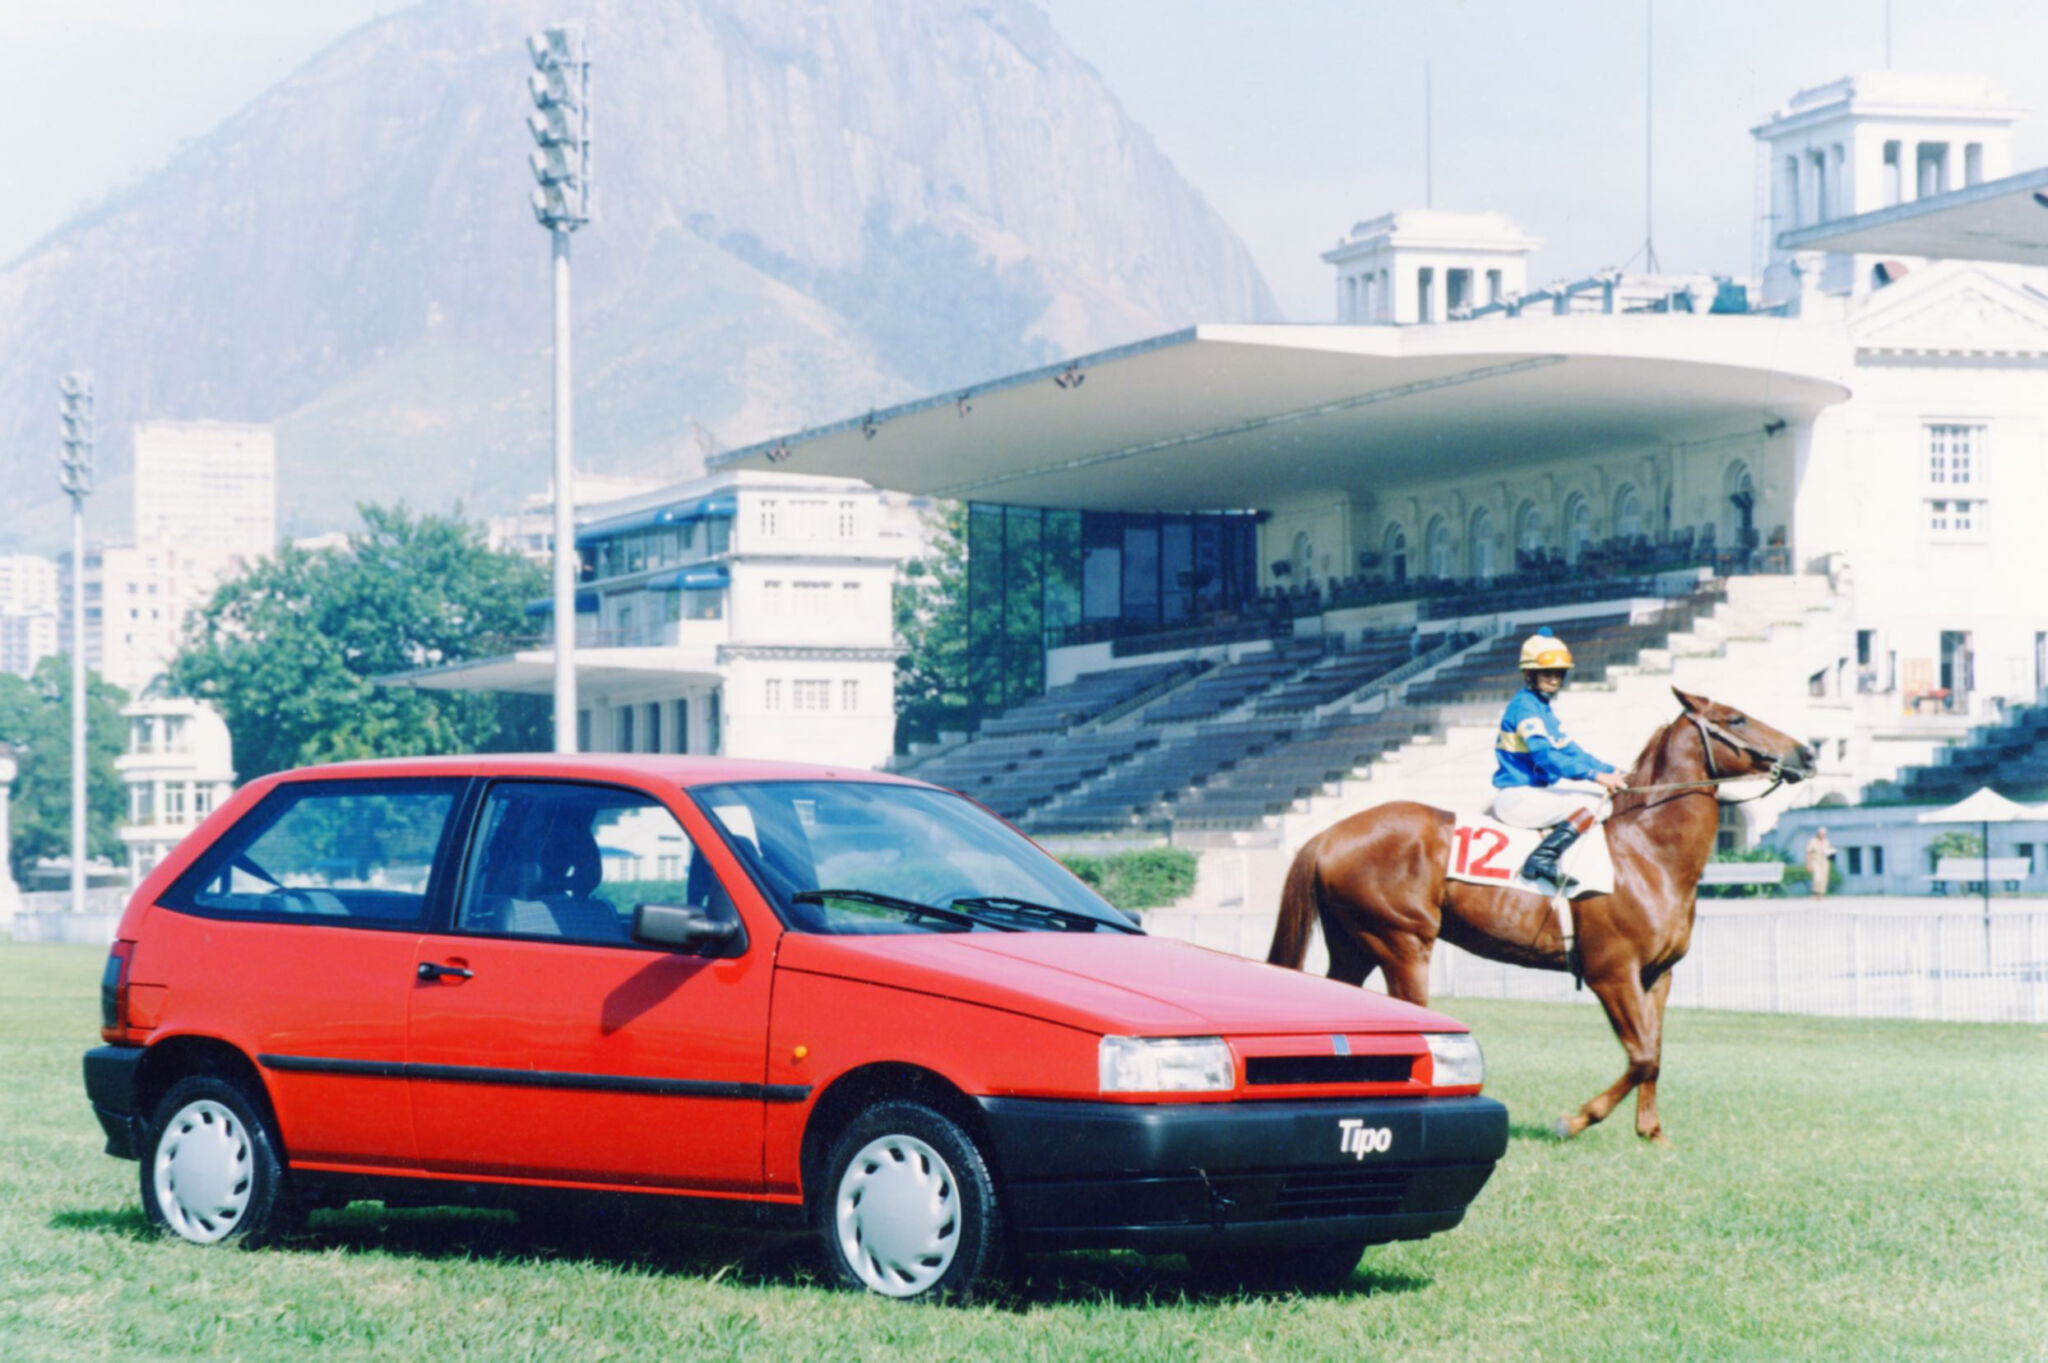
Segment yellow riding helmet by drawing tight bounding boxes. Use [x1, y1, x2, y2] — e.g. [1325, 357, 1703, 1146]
[1518, 628, 1574, 671]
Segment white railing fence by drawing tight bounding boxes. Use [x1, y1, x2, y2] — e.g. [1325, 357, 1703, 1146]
[1144, 907, 2048, 1024]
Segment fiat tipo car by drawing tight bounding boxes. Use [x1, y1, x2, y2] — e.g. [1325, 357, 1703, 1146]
[84, 755, 1506, 1299]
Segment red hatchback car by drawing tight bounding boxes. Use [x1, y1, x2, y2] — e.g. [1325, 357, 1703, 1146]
[84, 755, 1506, 1299]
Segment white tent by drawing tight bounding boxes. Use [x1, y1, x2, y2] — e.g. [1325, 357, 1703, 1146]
[1914, 786, 2046, 924]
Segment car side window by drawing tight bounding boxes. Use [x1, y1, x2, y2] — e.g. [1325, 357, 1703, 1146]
[166, 779, 462, 927]
[456, 781, 731, 945]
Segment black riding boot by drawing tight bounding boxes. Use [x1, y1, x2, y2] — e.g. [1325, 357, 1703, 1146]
[1520, 823, 1581, 884]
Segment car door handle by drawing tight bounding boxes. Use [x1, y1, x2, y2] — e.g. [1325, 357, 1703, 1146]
[417, 961, 474, 981]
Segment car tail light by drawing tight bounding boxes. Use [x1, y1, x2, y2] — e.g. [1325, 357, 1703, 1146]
[101, 941, 135, 1038]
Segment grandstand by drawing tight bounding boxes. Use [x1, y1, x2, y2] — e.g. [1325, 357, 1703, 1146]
[898, 576, 1746, 838]
[1876, 698, 2048, 805]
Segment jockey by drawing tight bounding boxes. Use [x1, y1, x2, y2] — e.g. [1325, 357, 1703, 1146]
[1491, 627, 1629, 884]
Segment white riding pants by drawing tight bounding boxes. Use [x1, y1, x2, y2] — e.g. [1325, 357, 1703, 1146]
[1490, 782, 1608, 830]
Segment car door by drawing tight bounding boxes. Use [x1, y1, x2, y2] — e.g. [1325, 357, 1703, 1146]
[407, 778, 776, 1191]
[153, 775, 468, 1171]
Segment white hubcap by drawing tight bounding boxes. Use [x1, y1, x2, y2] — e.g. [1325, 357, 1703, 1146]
[153, 1099, 254, 1243]
[834, 1133, 960, 1296]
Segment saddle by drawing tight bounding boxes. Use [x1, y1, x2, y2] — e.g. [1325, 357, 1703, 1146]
[1442, 811, 1615, 898]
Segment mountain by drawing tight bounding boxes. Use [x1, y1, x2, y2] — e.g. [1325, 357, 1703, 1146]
[0, 0, 1279, 549]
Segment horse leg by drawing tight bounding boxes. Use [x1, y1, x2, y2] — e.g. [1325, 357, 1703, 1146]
[1322, 918, 1380, 988]
[1369, 932, 1434, 1005]
[1631, 970, 1676, 1147]
[1554, 966, 1662, 1142]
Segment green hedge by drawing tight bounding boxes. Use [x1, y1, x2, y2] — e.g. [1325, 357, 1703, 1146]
[1699, 846, 1840, 898]
[1058, 847, 1199, 913]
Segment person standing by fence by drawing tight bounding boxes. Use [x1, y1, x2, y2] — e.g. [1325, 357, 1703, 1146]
[1804, 827, 1834, 898]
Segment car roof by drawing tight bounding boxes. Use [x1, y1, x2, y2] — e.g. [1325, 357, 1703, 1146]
[263, 753, 933, 791]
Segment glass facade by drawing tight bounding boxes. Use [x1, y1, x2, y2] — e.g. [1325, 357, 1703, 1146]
[964, 503, 1260, 718]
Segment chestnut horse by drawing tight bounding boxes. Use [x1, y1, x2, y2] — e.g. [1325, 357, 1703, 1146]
[1267, 688, 1813, 1146]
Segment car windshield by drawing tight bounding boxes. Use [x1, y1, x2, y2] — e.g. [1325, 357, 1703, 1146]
[687, 780, 1137, 935]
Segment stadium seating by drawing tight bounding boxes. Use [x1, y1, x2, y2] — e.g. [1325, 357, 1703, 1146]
[1883, 697, 2048, 804]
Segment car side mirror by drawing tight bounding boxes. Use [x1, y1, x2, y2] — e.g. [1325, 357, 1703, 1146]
[632, 902, 742, 956]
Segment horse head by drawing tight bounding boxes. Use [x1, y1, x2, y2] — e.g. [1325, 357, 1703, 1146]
[1672, 688, 1815, 784]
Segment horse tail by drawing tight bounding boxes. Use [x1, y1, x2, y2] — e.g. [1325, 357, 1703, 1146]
[1267, 832, 1325, 969]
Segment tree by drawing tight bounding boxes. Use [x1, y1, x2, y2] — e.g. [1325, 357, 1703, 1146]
[0, 657, 128, 885]
[893, 502, 970, 751]
[168, 504, 550, 780]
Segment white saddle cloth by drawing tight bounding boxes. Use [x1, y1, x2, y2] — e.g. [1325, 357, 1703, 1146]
[1443, 811, 1616, 898]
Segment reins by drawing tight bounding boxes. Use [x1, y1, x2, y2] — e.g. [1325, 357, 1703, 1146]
[1617, 711, 1792, 804]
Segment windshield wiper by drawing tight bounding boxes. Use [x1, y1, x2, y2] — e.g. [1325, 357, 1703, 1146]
[948, 895, 1143, 934]
[790, 888, 996, 931]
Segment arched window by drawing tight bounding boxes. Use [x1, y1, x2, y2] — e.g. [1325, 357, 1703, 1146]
[1469, 507, 1495, 581]
[1424, 516, 1451, 578]
[1564, 496, 1592, 564]
[1383, 525, 1408, 584]
[1614, 485, 1643, 542]
[1291, 530, 1315, 585]
[1516, 502, 1546, 559]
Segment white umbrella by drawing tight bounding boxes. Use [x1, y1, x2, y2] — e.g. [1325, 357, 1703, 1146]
[1914, 786, 2047, 930]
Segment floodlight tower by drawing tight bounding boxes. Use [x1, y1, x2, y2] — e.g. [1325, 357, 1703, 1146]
[57, 374, 94, 912]
[526, 25, 591, 752]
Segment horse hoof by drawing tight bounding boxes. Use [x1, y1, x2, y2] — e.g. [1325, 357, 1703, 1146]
[1643, 1130, 1674, 1149]
[1552, 1116, 1581, 1140]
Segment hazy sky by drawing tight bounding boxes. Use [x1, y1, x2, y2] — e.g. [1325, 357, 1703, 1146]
[9, 0, 2046, 322]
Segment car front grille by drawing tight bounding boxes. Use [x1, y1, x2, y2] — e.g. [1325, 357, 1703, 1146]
[1243, 1054, 1413, 1086]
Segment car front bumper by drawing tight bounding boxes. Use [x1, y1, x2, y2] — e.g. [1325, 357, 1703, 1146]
[83, 1045, 145, 1160]
[975, 1093, 1508, 1252]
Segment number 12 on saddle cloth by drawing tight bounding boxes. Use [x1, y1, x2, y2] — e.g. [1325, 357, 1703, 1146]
[1444, 816, 1617, 898]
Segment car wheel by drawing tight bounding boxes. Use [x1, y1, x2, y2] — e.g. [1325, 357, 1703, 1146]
[818, 1101, 1003, 1302]
[140, 1074, 288, 1247]
[1186, 1234, 1369, 1293]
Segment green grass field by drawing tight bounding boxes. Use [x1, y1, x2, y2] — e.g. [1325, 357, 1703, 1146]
[3, 941, 2042, 1361]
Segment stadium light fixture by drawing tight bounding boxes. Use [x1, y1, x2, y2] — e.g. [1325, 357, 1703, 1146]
[525, 24, 591, 751]
[57, 373, 94, 914]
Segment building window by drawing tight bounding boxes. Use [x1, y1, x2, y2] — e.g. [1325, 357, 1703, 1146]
[762, 580, 784, 614]
[794, 581, 832, 616]
[758, 499, 779, 537]
[837, 501, 858, 537]
[793, 679, 831, 711]
[165, 784, 188, 822]
[674, 698, 690, 753]
[1927, 424, 1980, 487]
[646, 702, 662, 753]
[1416, 267, 1434, 323]
[1872, 846, 1885, 876]
[616, 706, 636, 752]
[1424, 517, 1450, 578]
[1928, 500, 1976, 535]
[1447, 268, 1472, 314]
[577, 709, 592, 751]
[842, 680, 859, 712]
[1964, 142, 1983, 186]
[1846, 847, 1863, 876]
[1486, 269, 1503, 304]
[1882, 140, 1902, 206]
[764, 679, 782, 711]
[1916, 142, 1949, 198]
[1614, 486, 1643, 541]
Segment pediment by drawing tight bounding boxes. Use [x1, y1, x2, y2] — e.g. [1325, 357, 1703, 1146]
[1852, 267, 2048, 355]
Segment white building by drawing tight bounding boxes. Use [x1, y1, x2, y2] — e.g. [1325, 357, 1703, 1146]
[114, 697, 236, 887]
[1323, 210, 1540, 324]
[485, 473, 666, 561]
[389, 469, 914, 770]
[131, 420, 277, 567]
[60, 421, 280, 694]
[0, 552, 60, 678]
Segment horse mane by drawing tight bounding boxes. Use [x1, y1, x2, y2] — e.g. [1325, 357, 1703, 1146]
[1610, 715, 1684, 818]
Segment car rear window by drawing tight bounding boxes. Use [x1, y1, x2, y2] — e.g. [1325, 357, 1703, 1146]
[162, 778, 464, 928]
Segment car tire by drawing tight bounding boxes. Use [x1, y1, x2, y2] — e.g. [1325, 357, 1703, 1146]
[818, 1101, 1004, 1302]
[140, 1074, 289, 1247]
[1186, 1234, 1370, 1293]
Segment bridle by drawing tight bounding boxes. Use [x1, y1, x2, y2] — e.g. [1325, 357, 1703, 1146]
[1621, 711, 1799, 802]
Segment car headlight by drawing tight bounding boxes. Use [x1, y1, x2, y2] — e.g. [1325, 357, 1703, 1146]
[1425, 1032, 1485, 1087]
[1098, 1036, 1235, 1094]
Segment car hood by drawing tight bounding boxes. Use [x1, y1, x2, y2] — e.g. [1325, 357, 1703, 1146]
[773, 930, 1468, 1035]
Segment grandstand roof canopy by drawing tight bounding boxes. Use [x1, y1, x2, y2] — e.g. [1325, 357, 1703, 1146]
[1779, 165, 2048, 266]
[708, 320, 1849, 511]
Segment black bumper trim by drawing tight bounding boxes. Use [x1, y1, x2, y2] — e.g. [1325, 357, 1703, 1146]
[976, 1094, 1507, 1250]
[83, 1045, 146, 1160]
